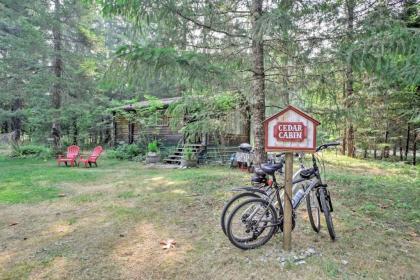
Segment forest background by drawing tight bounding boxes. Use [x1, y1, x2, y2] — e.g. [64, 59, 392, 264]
[1, 0, 419, 164]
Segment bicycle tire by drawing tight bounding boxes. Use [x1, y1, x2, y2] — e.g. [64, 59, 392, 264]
[220, 192, 261, 235]
[306, 190, 320, 233]
[226, 198, 277, 250]
[319, 188, 336, 240]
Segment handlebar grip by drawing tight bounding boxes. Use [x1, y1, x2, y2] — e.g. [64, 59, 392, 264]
[325, 142, 341, 147]
[316, 142, 341, 152]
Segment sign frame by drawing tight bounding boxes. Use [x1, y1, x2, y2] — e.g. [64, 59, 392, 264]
[264, 105, 320, 153]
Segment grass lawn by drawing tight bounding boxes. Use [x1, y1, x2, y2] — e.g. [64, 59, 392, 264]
[0, 150, 419, 279]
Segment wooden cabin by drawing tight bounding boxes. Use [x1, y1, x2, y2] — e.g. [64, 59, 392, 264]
[112, 97, 250, 148]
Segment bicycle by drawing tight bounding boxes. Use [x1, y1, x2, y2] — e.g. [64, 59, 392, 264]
[225, 142, 340, 250]
[220, 151, 321, 236]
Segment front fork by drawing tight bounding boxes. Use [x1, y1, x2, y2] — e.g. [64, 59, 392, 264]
[317, 185, 334, 212]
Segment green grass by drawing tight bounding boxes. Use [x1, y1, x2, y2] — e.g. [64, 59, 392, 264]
[0, 151, 419, 279]
[0, 155, 105, 203]
[323, 153, 420, 230]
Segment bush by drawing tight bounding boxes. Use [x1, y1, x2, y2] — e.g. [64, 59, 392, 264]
[10, 144, 53, 159]
[107, 144, 143, 160]
[147, 140, 159, 153]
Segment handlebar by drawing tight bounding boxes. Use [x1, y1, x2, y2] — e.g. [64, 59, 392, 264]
[316, 142, 341, 152]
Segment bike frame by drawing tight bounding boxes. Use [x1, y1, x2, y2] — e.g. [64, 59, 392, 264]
[244, 152, 328, 228]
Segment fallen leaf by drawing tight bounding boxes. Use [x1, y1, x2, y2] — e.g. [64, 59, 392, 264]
[160, 239, 176, 250]
[9, 222, 18, 226]
[408, 232, 417, 238]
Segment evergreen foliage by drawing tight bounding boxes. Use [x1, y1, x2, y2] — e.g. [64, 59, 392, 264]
[1, 0, 419, 163]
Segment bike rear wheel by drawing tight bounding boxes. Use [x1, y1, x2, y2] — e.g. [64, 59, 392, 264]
[221, 191, 262, 235]
[319, 188, 336, 240]
[226, 198, 277, 250]
[306, 190, 320, 233]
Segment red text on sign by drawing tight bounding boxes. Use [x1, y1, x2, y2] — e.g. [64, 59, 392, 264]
[274, 122, 306, 142]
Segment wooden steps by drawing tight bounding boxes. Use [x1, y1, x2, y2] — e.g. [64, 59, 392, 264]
[163, 144, 203, 164]
[163, 144, 239, 165]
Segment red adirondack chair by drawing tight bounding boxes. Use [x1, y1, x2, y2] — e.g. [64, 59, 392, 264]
[78, 146, 103, 168]
[57, 145, 80, 167]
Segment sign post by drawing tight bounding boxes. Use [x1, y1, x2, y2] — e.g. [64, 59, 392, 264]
[283, 152, 293, 251]
[263, 105, 320, 251]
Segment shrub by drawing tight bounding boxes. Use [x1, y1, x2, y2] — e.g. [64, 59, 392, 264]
[107, 144, 142, 160]
[10, 144, 53, 159]
[183, 147, 196, 160]
[147, 140, 159, 153]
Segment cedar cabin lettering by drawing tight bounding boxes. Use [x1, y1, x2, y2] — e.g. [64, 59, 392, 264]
[274, 122, 306, 142]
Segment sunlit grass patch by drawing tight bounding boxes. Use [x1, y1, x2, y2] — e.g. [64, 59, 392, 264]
[0, 181, 59, 204]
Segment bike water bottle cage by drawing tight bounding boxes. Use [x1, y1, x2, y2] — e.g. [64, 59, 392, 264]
[300, 168, 315, 179]
[260, 163, 283, 175]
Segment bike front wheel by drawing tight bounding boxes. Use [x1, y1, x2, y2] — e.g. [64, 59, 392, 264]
[306, 190, 320, 233]
[226, 198, 277, 250]
[319, 188, 336, 240]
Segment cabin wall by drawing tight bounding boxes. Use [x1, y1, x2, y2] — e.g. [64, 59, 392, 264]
[114, 114, 182, 145]
[209, 110, 250, 146]
[113, 108, 249, 147]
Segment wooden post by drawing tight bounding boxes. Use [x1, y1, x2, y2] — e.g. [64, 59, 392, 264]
[262, 105, 320, 251]
[283, 152, 293, 251]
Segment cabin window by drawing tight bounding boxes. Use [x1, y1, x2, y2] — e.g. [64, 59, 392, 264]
[155, 113, 170, 127]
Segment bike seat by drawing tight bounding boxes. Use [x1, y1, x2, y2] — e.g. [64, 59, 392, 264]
[300, 168, 315, 178]
[261, 163, 283, 175]
[254, 168, 266, 176]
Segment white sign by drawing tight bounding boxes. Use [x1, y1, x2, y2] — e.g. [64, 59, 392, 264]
[264, 105, 320, 152]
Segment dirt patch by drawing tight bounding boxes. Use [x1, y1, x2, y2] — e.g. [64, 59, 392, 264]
[112, 223, 191, 279]
[0, 249, 16, 270]
[28, 257, 79, 280]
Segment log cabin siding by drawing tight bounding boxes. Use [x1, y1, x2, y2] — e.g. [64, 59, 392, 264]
[114, 112, 183, 145]
[113, 98, 250, 146]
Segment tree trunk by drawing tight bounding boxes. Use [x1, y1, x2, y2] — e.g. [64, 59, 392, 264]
[373, 147, 377, 159]
[250, 0, 266, 165]
[341, 127, 347, 155]
[347, 124, 355, 157]
[104, 116, 112, 145]
[413, 131, 417, 165]
[282, 57, 290, 106]
[392, 144, 396, 157]
[399, 137, 403, 161]
[72, 118, 78, 145]
[52, 0, 63, 151]
[405, 123, 410, 160]
[11, 98, 23, 143]
[345, 0, 355, 158]
[363, 148, 368, 158]
[383, 128, 389, 158]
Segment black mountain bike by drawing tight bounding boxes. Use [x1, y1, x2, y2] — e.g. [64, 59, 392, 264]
[221, 150, 322, 237]
[225, 142, 339, 250]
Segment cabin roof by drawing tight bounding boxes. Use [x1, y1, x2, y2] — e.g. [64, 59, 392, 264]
[120, 97, 182, 112]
